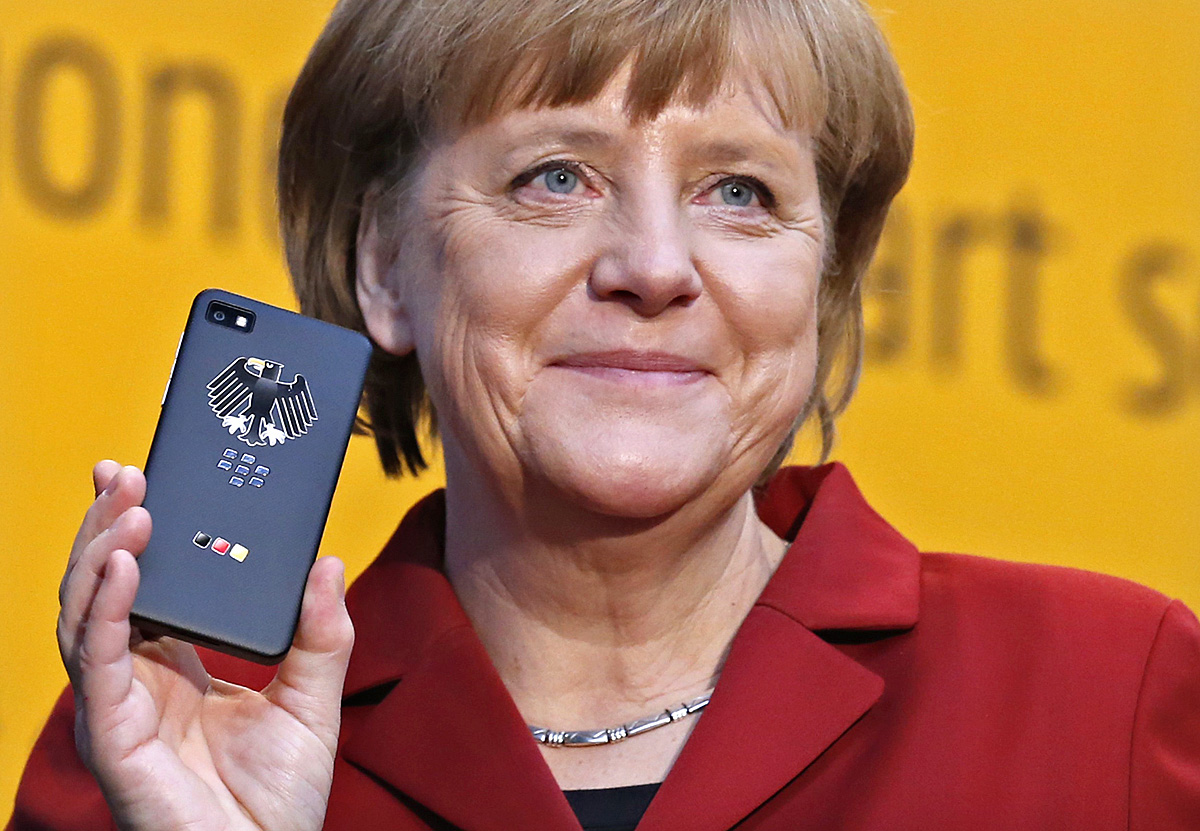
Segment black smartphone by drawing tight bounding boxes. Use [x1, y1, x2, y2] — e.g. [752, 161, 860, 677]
[130, 289, 371, 664]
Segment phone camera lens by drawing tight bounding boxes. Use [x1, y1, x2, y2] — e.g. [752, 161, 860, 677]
[206, 300, 253, 332]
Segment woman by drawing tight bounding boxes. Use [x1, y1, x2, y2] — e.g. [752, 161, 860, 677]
[11, 0, 1200, 829]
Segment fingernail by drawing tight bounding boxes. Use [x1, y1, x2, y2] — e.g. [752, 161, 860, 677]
[102, 469, 121, 496]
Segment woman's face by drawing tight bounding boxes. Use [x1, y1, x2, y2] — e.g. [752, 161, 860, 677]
[360, 74, 826, 520]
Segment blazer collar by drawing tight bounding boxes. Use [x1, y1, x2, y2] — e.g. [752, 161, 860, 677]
[340, 490, 580, 831]
[637, 464, 919, 830]
[339, 463, 920, 830]
[755, 463, 920, 631]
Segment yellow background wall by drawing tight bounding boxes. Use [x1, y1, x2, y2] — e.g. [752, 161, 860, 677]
[2, 0, 1197, 815]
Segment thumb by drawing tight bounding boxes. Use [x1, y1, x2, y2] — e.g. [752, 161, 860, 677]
[264, 557, 354, 754]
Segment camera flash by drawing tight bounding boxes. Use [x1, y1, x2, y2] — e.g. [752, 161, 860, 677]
[235, 315, 248, 328]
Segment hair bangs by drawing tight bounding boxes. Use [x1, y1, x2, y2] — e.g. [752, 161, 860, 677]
[436, 0, 824, 134]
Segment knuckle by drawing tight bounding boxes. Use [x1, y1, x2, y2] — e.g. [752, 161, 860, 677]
[75, 638, 103, 676]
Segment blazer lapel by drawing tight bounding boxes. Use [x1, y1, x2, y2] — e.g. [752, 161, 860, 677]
[641, 464, 919, 830]
[342, 628, 580, 831]
[639, 606, 882, 831]
[337, 492, 579, 831]
[758, 464, 921, 632]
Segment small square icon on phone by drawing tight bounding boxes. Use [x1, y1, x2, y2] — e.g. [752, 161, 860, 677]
[212, 538, 231, 555]
[229, 544, 249, 562]
[193, 532, 212, 548]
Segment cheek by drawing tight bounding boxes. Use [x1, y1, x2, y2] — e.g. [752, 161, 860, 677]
[701, 236, 822, 441]
[707, 236, 820, 367]
[437, 211, 594, 333]
[415, 209, 597, 417]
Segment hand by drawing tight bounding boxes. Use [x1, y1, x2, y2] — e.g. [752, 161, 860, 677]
[57, 461, 355, 831]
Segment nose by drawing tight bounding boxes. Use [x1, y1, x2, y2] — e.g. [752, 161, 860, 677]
[589, 201, 702, 317]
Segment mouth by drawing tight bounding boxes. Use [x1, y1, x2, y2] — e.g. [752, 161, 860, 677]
[551, 350, 710, 386]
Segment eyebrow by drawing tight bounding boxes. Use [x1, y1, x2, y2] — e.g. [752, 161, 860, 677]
[491, 124, 620, 174]
[507, 127, 618, 154]
[552, 128, 619, 148]
[680, 137, 799, 176]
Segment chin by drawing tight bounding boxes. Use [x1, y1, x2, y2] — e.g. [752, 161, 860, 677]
[526, 431, 732, 521]
[513, 376, 761, 521]
[571, 472, 708, 520]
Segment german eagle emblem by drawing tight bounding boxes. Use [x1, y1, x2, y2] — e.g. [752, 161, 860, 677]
[207, 357, 317, 447]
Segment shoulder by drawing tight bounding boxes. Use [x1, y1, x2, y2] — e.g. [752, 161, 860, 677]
[912, 551, 1197, 691]
[921, 550, 1176, 625]
[914, 553, 1200, 823]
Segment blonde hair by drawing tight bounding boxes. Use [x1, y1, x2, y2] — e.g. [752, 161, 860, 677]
[279, 0, 914, 476]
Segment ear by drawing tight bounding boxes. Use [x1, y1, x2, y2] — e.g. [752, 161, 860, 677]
[356, 190, 416, 356]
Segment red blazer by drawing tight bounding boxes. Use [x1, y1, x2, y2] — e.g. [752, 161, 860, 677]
[10, 464, 1200, 829]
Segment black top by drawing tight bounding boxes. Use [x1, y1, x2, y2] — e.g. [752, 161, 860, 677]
[563, 783, 661, 831]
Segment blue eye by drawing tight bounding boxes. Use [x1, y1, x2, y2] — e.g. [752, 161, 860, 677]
[719, 180, 756, 207]
[540, 167, 579, 194]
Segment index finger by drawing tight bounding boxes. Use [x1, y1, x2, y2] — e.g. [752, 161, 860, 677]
[71, 463, 139, 562]
[63, 465, 147, 605]
[92, 459, 122, 499]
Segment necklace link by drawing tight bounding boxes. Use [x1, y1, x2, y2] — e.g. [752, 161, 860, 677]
[529, 691, 713, 748]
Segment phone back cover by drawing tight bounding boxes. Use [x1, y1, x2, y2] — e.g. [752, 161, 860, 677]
[131, 289, 371, 663]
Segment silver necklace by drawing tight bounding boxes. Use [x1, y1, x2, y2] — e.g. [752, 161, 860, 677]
[529, 691, 714, 748]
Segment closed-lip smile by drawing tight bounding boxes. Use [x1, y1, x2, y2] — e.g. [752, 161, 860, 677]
[551, 350, 710, 386]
